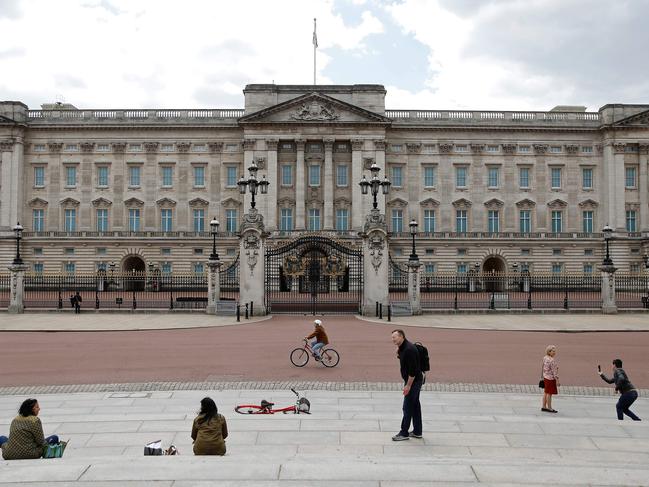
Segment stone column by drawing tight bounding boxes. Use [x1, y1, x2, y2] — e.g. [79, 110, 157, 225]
[361, 209, 389, 314]
[323, 138, 334, 229]
[351, 139, 364, 231]
[242, 139, 256, 214]
[600, 264, 617, 314]
[640, 143, 649, 231]
[0, 138, 24, 230]
[206, 258, 221, 315]
[375, 139, 388, 214]
[266, 139, 279, 231]
[604, 143, 626, 231]
[238, 208, 266, 315]
[407, 259, 421, 315]
[295, 139, 306, 230]
[8, 263, 28, 314]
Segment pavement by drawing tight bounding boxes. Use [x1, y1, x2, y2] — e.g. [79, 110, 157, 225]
[1, 385, 649, 485]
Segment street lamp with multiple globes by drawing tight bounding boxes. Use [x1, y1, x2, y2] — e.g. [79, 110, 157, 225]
[209, 218, 220, 261]
[12, 222, 24, 265]
[602, 224, 614, 266]
[237, 160, 269, 210]
[409, 219, 419, 261]
[359, 162, 391, 210]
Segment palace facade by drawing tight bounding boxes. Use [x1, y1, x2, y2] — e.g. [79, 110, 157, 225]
[1, 84, 648, 275]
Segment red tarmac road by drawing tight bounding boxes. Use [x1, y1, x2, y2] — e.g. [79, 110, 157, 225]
[0, 316, 647, 388]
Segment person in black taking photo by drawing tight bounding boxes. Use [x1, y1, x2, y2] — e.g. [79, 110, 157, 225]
[598, 359, 641, 421]
[391, 329, 423, 441]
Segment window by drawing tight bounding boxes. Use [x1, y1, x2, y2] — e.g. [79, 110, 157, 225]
[64, 144, 78, 152]
[520, 262, 530, 272]
[424, 263, 436, 273]
[97, 247, 107, 255]
[391, 209, 403, 232]
[391, 144, 402, 152]
[423, 166, 435, 187]
[96, 209, 109, 232]
[519, 210, 531, 233]
[65, 166, 77, 187]
[97, 144, 110, 152]
[582, 146, 593, 153]
[487, 210, 499, 233]
[582, 168, 593, 189]
[33, 209, 44, 232]
[457, 263, 468, 273]
[626, 210, 637, 232]
[97, 166, 109, 187]
[194, 248, 203, 255]
[519, 167, 529, 188]
[486, 145, 498, 153]
[161, 248, 171, 256]
[488, 167, 499, 188]
[192, 144, 206, 152]
[33, 247, 43, 256]
[456, 210, 467, 233]
[280, 208, 293, 231]
[625, 167, 637, 188]
[335, 209, 349, 230]
[226, 166, 238, 187]
[64, 262, 76, 274]
[161, 166, 173, 187]
[519, 146, 530, 153]
[336, 165, 348, 186]
[457, 248, 467, 256]
[455, 167, 467, 187]
[521, 249, 531, 256]
[34, 166, 45, 187]
[193, 166, 205, 187]
[33, 144, 46, 152]
[391, 166, 403, 187]
[64, 209, 76, 232]
[226, 209, 238, 232]
[309, 165, 320, 186]
[550, 146, 561, 153]
[552, 248, 562, 256]
[161, 262, 172, 274]
[551, 168, 561, 189]
[308, 143, 322, 152]
[33, 263, 44, 273]
[160, 209, 173, 232]
[425, 248, 434, 256]
[631, 263, 641, 273]
[308, 208, 321, 230]
[551, 210, 563, 233]
[193, 263, 204, 274]
[128, 208, 140, 232]
[193, 208, 205, 232]
[129, 143, 142, 152]
[582, 210, 593, 233]
[552, 263, 563, 273]
[281, 165, 293, 185]
[129, 166, 141, 187]
[423, 209, 436, 233]
[160, 143, 173, 152]
[455, 145, 468, 152]
[584, 264, 593, 274]
[584, 249, 594, 256]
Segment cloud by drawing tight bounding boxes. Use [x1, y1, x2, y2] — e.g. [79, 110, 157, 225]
[0, 0, 21, 19]
[0, 47, 25, 58]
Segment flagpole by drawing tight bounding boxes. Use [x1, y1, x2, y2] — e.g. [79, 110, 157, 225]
[313, 18, 317, 85]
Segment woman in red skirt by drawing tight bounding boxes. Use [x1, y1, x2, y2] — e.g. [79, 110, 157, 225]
[542, 345, 560, 413]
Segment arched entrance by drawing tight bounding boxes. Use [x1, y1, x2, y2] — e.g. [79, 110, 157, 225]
[122, 255, 146, 291]
[482, 256, 506, 292]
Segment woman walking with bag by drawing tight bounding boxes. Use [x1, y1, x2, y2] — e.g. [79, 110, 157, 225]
[541, 345, 560, 413]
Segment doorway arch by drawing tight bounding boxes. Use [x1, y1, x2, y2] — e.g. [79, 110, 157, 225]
[122, 255, 146, 291]
[482, 256, 506, 292]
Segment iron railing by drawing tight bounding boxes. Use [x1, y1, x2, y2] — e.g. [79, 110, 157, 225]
[0, 274, 10, 309]
[219, 255, 240, 302]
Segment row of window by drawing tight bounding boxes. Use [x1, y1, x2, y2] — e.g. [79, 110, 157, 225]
[30, 261, 204, 274]
[413, 262, 601, 274]
[391, 144, 595, 154]
[32, 143, 222, 153]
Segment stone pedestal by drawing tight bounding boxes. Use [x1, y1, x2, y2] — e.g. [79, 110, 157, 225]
[361, 208, 389, 314]
[239, 208, 267, 316]
[8, 263, 28, 314]
[407, 259, 421, 315]
[206, 258, 221, 315]
[600, 265, 617, 314]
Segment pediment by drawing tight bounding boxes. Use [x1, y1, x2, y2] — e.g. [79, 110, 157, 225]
[124, 197, 144, 207]
[419, 198, 440, 208]
[156, 197, 177, 207]
[452, 198, 472, 208]
[59, 197, 80, 207]
[387, 197, 408, 208]
[612, 108, 649, 127]
[277, 197, 296, 207]
[483, 198, 504, 209]
[188, 197, 209, 207]
[239, 92, 391, 125]
[516, 198, 536, 208]
[221, 197, 242, 208]
[547, 198, 568, 209]
[334, 197, 352, 206]
[92, 197, 112, 207]
[578, 198, 599, 208]
[28, 197, 48, 207]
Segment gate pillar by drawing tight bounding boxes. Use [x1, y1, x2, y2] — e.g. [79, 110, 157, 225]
[206, 258, 221, 315]
[407, 260, 422, 315]
[360, 208, 389, 314]
[8, 263, 28, 314]
[239, 208, 267, 316]
[600, 264, 617, 314]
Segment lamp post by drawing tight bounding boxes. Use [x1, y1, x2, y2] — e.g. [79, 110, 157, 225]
[602, 224, 614, 266]
[409, 219, 418, 261]
[359, 162, 391, 210]
[12, 222, 24, 265]
[210, 218, 220, 260]
[237, 161, 269, 210]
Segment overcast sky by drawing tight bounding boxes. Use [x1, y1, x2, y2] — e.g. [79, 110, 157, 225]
[1, 0, 648, 111]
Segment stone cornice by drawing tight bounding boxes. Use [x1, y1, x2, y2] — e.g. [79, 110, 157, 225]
[406, 142, 422, 154]
[373, 139, 386, 151]
[612, 142, 626, 154]
[533, 144, 548, 154]
[156, 197, 177, 207]
[439, 143, 453, 154]
[112, 142, 127, 153]
[639, 143, 649, 154]
[470, 144, 485, 153]
[91, 197, 113, 207]
[295, 139, 306, 151]
[48, 142, 63, 153]
[565, 144, 579, 155]
[323, 138, 335, 150]
[124, 197, 144, 207]
[501, 144, 516, 155]
[265, 139, 279, 151]
[209, 141, 224, 153]
[176, 142, 191, 152]
[0, 140, 14, 151]
[242, 139, 256, 151]
[144, 142, 159, 153]
[80, 142, 95, 153]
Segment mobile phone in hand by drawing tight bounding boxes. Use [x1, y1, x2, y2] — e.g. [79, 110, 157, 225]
[598, 364, 601, 372]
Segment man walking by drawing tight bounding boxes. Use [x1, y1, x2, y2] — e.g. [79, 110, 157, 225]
[391, 329, 423, 441]
[73, 291, 82, 314]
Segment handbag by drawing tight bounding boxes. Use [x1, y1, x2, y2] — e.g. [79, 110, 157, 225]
[538, 379, 545, 389]
[144, 440, 163, 456]
[43, 440, 68, 458]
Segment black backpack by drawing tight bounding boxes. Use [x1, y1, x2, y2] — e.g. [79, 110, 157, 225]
[414, 342, 430, 372]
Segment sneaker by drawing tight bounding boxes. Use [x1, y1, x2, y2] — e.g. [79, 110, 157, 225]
[315, 356, 321, 361]
[408, 432, 423, 439]
[391, 434, 409, 441]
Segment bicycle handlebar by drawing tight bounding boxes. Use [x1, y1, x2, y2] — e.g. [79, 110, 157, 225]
[291, 388, 298, 396]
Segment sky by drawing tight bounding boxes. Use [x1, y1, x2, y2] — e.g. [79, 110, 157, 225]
[1, 0, 648, 111]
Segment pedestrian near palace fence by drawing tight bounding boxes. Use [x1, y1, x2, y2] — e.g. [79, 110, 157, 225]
[599, 359, 641, 421]
[73, 291, 82, 314]
[391, 329, 423, 441]
[541, 345, 559, 413]
[0, 399, 59, 460]
[191, 397, 228, 455]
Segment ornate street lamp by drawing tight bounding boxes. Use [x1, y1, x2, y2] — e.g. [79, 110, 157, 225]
[409, 219, 419, 261]
[12, 222, 24, 265]
[238, 160, 269, 210]
[359, 162, 391, 210]
[602, 224, 614, 266]
[210, 218, 220, 261]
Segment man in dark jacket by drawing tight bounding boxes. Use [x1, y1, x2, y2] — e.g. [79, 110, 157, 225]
[391, 329, 423, 441]
[599, 358, 641, 421]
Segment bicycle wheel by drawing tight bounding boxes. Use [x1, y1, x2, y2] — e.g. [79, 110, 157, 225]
[320, 348, 340, 367]
[234, 405, 267, 414]
[290, 347, 309, 367]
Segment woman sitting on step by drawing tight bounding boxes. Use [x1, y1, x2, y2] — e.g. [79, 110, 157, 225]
[191, 397, 228, 455]
[0, 398, 59, 460]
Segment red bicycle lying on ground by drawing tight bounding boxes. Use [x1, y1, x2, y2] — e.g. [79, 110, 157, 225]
[234, 388, 311, 414]
[290, 339, 340, 367]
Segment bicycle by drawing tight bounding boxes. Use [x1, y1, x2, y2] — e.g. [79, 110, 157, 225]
[234, 388, 310, 415]
[290, 339, 340, 368]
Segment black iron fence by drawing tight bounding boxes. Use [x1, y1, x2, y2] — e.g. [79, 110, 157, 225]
[0, 274, 10, 309]
[388, 257, 409, 303]
[616, 274, 649, 309]
[220, 255, 240, 302]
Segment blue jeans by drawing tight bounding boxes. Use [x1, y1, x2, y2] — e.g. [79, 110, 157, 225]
[399, 380, 422, 436]
[0, 435, 7, 446]
[617, 390, 641, 421]
[312, 341, 324, 357]
[0, 435, 58, 446]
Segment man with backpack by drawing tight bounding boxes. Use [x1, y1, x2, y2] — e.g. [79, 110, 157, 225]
[391, 329, 424, 441]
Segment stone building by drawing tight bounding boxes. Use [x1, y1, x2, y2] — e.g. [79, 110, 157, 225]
[1, 84, 648, 275]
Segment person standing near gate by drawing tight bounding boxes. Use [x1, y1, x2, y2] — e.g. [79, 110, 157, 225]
[391, 329, 423, 441]
[305, 319, 328, 361]
[73, 291, 82, 314]
[598, 359, 641, 421]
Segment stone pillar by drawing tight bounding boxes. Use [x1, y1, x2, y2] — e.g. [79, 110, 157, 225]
[600, 264, 617, 314]
[0, 138, 24, 230]
[351, 139, 364, 231]
[238, 208, 266, 315]
[8, 263, 28, 314]
[266, 139, 279, 231]
[295, 139, 306, 230]
[640, 143, 649, 231]
[206, 258, 221, 315]
[361, 208, 389, 314]
[323, 138, 334, 229]
[242, 139, 256, 214]
[375, 140, 387, 215]
[407, 259, 421, 315]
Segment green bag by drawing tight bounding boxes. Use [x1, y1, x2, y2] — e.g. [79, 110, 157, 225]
[43, 440, 68, 459]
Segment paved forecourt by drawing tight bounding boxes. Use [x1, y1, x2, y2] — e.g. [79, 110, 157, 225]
[2, 386, 649, 485]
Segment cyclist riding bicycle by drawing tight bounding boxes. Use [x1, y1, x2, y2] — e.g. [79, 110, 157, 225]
[305, 319, 329, 361]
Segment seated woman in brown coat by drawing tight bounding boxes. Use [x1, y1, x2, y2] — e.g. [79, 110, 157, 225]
[0, 398, 59, 460]
[191, 397, 228, 455]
